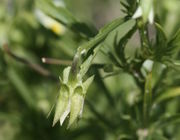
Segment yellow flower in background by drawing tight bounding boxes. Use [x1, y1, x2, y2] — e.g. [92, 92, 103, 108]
[35, 9, 66, 35]
[51, 22, 65, 35]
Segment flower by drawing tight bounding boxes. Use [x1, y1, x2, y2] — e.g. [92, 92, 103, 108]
[35, 9, 66, 35]
[52, 66, 94, 127]
[132, 0, 154, 24]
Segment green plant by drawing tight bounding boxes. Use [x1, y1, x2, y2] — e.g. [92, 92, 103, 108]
[1, 0, 180, 139]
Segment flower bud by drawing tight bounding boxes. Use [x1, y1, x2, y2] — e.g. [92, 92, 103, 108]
[133, 0, 154, 24]
[52, 66, 94, 127]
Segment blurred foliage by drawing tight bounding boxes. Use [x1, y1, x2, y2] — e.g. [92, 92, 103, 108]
[0, 0, 180, 140]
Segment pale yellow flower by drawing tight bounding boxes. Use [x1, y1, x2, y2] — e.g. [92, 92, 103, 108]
[35, 9, 66, 35]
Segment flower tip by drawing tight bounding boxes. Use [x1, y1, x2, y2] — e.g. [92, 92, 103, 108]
[148, 8, 154, 24]
[52, 119, 58, 127]
[60, 101, 71, 126]
[67, 119, 75, 129]
[132, 7, 142, 19]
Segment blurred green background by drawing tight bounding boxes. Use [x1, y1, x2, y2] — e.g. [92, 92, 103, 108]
[0, 0, 180, 140]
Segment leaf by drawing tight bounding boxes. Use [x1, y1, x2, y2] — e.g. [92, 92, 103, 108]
[77, 17, 129, 54]
[151, 114, 180, 129]
[72, 18, 129, 77]
[120, 1, 129, 11]
[154, 87, 180, 105]
[148, 132, 168, 140]
[79, 45, 101, 77]
[153, 23, 168, 60]
[167, 29, 180, 54]
[121, 0, 137, 16]
[151, 61, 166, 88]
[153, 25, 179, 62]
[103, 64, 114, 73]
[155, 23, 167, 44]
[114, 23, 137, 64]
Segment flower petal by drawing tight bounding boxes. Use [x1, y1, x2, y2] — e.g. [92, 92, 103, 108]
[132, 7, 143, 19]
[148, 7, 154, 24]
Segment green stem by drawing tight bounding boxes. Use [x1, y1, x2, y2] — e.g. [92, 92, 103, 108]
[137, 19, 153, 127]
[77, 17, 129, 53]
[137, 20, 151, 58]
[70, 17, 130, 77]
[143, 72, 152, 127]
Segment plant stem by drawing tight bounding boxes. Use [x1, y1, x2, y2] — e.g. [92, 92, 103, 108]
[70, 17, 129, 77]
[143, 72, 152, 127]
[42, 57, 72, 65]
[137, 20, 151, 58]
[3, 44, 58, 81]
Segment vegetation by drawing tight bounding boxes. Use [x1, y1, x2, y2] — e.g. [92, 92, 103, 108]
[0, 0, 180, 139]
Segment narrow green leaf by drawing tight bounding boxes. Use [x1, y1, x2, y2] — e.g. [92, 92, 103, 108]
[154, 87, 180, 105]
[151, 114, 180, 129]
[114, 23, 137, 63]
[155, 23, 167, 45]
[148, 132, 168, 140]
[120, 1, 130, 10]
[79, 45, 101, 77]
[72, 18, 129, 77]
[153, 23, 168, 60]
[77, 18, 128, 54]
[167, 29, 180, 53]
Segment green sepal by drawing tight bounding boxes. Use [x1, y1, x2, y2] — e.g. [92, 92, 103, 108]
[82, 75, 94, 94]
[53, 84, 69, 126]
[63, 66, 71, 84]
[68, 86, 84, 128]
